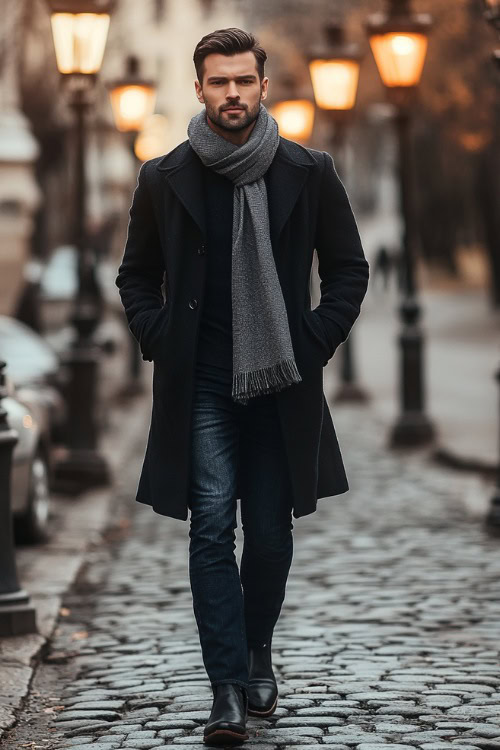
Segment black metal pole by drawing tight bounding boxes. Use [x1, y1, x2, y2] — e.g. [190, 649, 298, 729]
[484, 16, 500, 531]
[54, 79, 110, 493]
[0, 361, 37, 635]
[389, 106, 435, 447]
[485, 364, 500, 530]
[330, 116, 369, 404]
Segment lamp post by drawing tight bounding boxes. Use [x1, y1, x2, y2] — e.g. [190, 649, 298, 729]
[309, 22, 368, 403]
[486, 364, 500, 530]
[480, 0, 500, 529]
[107, 55, 157, 395]
[366, 0, 435, 447]
[47, 0, 113, 491]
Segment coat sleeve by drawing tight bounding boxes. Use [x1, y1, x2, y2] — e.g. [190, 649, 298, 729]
[312, 150, 369, 359]
[115, 161, 166, 362]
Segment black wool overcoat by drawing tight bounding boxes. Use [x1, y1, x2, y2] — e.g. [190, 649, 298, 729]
[115, 135, 369, 521]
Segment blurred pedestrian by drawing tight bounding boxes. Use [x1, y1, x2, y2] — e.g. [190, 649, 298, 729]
[393, 246, 406, 293]
[115, 27, 369, 746]
[372, 244, 392, 291]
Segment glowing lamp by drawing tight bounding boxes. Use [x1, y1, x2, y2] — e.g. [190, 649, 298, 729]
[47, 0, 114, 75]
[108, 56, 157, 133]
[366, 0, 431, 90]
[309, 23, 362, 112]
[269, 99, 315, 142]
[369, 31, 428, 88]
[309, 59, 360, 110]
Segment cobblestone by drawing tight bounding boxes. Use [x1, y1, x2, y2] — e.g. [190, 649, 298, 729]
[54, 709, 122, 722]
[4, 405, 499, 748]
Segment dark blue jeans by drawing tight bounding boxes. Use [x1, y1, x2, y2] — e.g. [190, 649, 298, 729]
[188, 362, 294, 691]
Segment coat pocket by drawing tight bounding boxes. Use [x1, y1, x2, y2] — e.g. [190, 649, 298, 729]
[301, 309, 331, 367]
[133, 305, 170, 362]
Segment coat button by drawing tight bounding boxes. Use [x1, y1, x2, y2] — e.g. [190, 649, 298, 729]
[188, 298, 198, 309]
[197, 245, 206, 255]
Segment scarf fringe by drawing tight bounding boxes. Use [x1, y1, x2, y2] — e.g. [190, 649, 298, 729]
[232, 358, 302, 405]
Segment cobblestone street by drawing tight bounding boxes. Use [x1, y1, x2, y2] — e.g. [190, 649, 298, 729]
[3, 404, 499, 750]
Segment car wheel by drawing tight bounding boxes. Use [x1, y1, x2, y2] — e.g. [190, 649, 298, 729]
[14, 449, 51, 544]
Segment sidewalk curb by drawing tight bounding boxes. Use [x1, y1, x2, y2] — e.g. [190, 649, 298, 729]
[0, 384, 151, 741]
[433, 446, 498, 477]
[325, 367, 498, 481]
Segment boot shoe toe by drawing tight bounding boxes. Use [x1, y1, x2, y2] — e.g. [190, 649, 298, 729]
[204, 684, 248, 745]
[204, 723, 249, 746]
[247, 678, 278, 717]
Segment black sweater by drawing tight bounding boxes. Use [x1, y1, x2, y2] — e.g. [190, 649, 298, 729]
[195, 163, 271, 382]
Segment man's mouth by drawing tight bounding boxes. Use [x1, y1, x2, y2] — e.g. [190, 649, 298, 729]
[224, 107, 244, 112]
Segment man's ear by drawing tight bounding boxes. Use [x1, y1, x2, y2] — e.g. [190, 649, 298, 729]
[195, 81, 204, 103]
[261, 77, 269, 100]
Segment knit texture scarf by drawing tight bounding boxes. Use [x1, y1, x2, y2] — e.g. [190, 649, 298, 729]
[187, 101, 302, 405]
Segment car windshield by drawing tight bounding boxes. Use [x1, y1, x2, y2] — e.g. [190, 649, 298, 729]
[0, 316, 58, 384]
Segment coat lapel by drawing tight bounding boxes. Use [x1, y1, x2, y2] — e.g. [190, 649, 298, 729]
[157, 143, 206, 238]
[156, 135, 316, 247]
[266, 141, 314, 247]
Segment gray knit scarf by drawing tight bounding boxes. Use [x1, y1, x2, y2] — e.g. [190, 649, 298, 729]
[187, 101, 302, 405]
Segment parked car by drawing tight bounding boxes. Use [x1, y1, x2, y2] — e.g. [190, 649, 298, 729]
[0, 315, 67, 443]
[3, 378, 52, 544]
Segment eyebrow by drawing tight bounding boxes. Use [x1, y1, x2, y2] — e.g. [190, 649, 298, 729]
[207, 74, 257, 81]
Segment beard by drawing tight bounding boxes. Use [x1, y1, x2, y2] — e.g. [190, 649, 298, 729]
[205, 97, 261, 132]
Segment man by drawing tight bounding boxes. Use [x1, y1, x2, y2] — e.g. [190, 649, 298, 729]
[115, 27, 369, 746]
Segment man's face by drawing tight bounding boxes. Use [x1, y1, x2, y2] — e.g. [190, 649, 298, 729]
[194, 51, 268, 133]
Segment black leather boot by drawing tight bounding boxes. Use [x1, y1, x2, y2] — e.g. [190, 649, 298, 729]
[247, 640, 278, 717]
[204, 683, 249, 746]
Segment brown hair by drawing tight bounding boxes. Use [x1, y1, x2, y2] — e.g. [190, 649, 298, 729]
[193, 27, 267, 85]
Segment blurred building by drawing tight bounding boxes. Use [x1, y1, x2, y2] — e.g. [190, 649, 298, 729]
[0, 0, 245, 318]
[1, 0, 497, 320]
[0, 1, 41, 316]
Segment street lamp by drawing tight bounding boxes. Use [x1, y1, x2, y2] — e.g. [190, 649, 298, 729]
[309, 22, 368, 403]
[366, 0, 435, 447]
[270, 99, 315, 145]
[107, 56, 157, 395]
[49, 3, 110, 75]
[47, 0, 114, 490]
[108, 55, 157, 137]
[268, 75, 315, 143]
[269, 99, 315, 143]
[309, 28, 361, 113]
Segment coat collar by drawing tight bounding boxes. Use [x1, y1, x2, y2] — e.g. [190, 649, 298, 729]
[156, 136, 316, 246]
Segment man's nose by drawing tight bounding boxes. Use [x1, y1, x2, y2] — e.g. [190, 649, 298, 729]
[226, 81, 239, 98]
